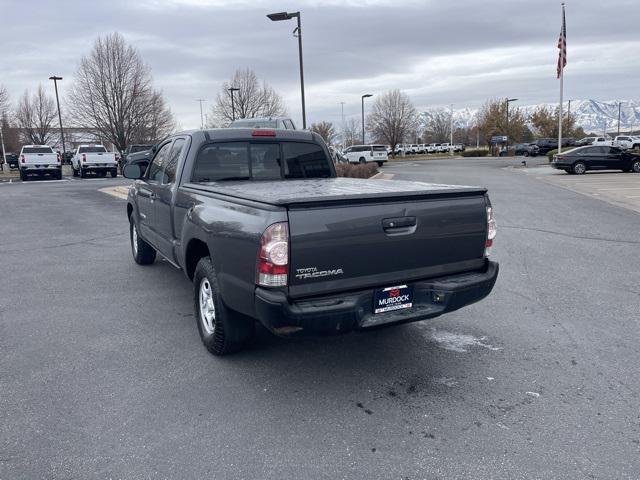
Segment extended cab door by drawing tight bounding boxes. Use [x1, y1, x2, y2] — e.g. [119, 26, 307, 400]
[153, 137, 189, 261]
[137, 140, 173, 246]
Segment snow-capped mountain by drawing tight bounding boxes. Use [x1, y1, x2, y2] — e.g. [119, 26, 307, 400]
[420, 100, 640, 134]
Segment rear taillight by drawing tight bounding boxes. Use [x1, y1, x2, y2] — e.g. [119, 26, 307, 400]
[485, 206, 496, 257]
[256, 222, 289, 287]
[57, 153, 61, 163]
[82, 154, 86, 162]
[252, 129, 276, 137]
[21, 155, 25, 163]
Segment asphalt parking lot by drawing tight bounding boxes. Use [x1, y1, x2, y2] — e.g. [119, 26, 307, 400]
[2, 158, 639, 479]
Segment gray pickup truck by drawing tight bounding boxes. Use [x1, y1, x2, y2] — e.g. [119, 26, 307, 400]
[123, 128, 498, 355]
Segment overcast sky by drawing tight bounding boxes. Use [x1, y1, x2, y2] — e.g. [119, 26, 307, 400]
[1, 0, 638, 129]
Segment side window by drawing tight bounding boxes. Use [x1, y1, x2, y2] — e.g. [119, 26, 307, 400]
[146, 141, 173, 183]
[164, 138, 186, 184]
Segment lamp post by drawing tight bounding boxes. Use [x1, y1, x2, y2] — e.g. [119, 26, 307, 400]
[196, 99, 206, 129]
[49, 76, 66, 159]
[361, 94, 372, 144]
[228, 87, 239, 121]
[617, 101, 622, 137]
[267, 11, 306, 129]
[505, 98, 518, 153]
[449, 104, 454, 155]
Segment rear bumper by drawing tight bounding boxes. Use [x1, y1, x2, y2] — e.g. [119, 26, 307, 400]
[551, 162, 572, 169]
[21, 165, 61, 173]
[254, 261, 499, 336]
[81, 164, 117, 171]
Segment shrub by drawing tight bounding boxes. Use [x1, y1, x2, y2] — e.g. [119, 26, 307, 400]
[461, 149, 489, 157]
[335, 162, 378, 178]
[546, 149, 558, 161]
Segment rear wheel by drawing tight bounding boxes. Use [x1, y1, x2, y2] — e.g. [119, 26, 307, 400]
[19, 169, 27, 181]
[572, 162, 587, 175]
[631, 159, 640, 173]
[359, 157, 366, 164]
[79, 168, 86, 178]
[130, 215, 156, 265]
[110, 168, 117, 178]
[376, 161, 384, 167]
[55, 168, 62, 180]
[193, 257, 255, 356]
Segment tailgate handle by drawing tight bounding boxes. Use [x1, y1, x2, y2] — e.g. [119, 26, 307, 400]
[383, 216, 417, 235]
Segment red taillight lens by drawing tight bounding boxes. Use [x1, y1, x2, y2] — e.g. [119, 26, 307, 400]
[256, 222, 289, 287]
[82, 154, 86, 162]
[57, 153, 61, 163]
[485, 206, 496, 256]
[21, 155, 25, 163]
[252, 129, 276, 137]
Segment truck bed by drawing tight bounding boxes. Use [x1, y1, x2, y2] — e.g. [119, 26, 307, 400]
[182, 177, 487, 207]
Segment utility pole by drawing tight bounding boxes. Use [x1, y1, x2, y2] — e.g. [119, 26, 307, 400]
[617, 101, 622, 137]
[361, 94, 372, 144]
[49, 76, 66, 159]
[196, 99, 206, 129]
[449, 104, 454, 155]
[339, 101, 346, 148]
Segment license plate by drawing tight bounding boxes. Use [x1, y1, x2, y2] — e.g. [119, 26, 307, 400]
[373, 284, 413, 314]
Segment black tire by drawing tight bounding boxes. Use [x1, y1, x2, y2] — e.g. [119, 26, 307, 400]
[55, 168, 62, 180]
[358, 157, 366, 164]
[631, 159, 640, 173]
[572, 161, 587, 175]
[193, 256, 255, 356]
[79, 168, 86, 178]
[129, 215, 156, 265]
[19, 169, 27, 181]
[72, 165, 79, 177]
[110, 169, 117, 178]
[523, 151, 529, 157]
[376, 161, 384, 167]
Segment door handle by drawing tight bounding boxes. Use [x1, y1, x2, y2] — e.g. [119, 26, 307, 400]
[382, 216, 417, 235]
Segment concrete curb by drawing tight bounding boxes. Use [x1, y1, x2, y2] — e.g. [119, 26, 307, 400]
[371, 172, 395, 180]
[99, 186, 129, 200]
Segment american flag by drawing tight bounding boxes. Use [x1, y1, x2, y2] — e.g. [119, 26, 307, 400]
[557, 4, 567, 79]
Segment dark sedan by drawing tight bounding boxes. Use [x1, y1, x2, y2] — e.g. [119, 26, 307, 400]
[551, 146, 640, 174]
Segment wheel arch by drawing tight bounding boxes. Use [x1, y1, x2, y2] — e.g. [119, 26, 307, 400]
[185, 238, 211, 280]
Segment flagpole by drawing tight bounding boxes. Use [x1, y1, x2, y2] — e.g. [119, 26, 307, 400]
[558, 3, 565, 154]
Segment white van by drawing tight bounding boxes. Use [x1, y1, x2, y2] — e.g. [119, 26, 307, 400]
[343, 145, 388, 166]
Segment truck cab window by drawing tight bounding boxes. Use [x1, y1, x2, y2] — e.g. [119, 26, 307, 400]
[147, 142, 173, 183]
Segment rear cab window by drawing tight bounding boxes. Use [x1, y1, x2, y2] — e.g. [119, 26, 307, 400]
[22, 147, 53, 154]
[192, 141, 332, 182]
[78, 146, 107, 153]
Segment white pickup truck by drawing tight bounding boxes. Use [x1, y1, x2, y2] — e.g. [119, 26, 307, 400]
[612, 136, 640, 150]
[71, 145, 118, 178]
[19, 145, 61, 181]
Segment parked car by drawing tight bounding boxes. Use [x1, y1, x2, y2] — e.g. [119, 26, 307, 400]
[228, 117, 297, 130]
[527, 138, 575, 157]
[71, 145, 118, 178]
[575, 136, 599, 146]
[18, 145, 61, 181]
[453, 144, 466, 152]
[123, 128, 499, 355]
[551, 146, 640, 174]
[439, 143, 452, 153]
[4, 152, 19, 169]
[513, 144, 531, 156]
[427, 143, 440, 153]
[591, 137, 614, 147]
[343, 144, 388, 166]
[613, 136, 640, 150]
[394, 144, 406, 155]
[120, 144, 153, 171]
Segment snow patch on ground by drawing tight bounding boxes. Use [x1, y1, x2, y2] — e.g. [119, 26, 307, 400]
[427, 328, 502, 352]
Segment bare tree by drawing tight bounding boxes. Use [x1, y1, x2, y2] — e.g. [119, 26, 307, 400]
[367, 90, 417, 154]
[477, 98, 528, 146]
[15, 85, 58, 145]
[211, 68, 286, 126]
[421, 108, 451, 143]
[68, 32, 175, 152]
[310, 121, 336, 144]
[341, 117, 361, 148]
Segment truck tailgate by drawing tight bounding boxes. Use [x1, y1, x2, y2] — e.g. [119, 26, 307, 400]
[287, 195, 488, 299]
[84, 153, 116, 164]
[24, 153, 57, 165]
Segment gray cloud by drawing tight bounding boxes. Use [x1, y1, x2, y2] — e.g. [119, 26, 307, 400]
[1, 0, 638, 129]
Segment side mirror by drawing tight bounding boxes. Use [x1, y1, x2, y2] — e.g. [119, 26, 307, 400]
[123, 163, 144, 179]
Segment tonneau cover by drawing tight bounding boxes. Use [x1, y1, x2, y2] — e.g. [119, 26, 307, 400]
[182, 178, 487, 207]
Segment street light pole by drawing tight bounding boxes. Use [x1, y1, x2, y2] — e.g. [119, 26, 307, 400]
[449, 104, 454, 155]
[49, 76, 65, 159]
[267, 11, 306, 129]
[196, 99, 206, 129]
[361, 94, 372, 144]
[228, 88, 239, 121]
